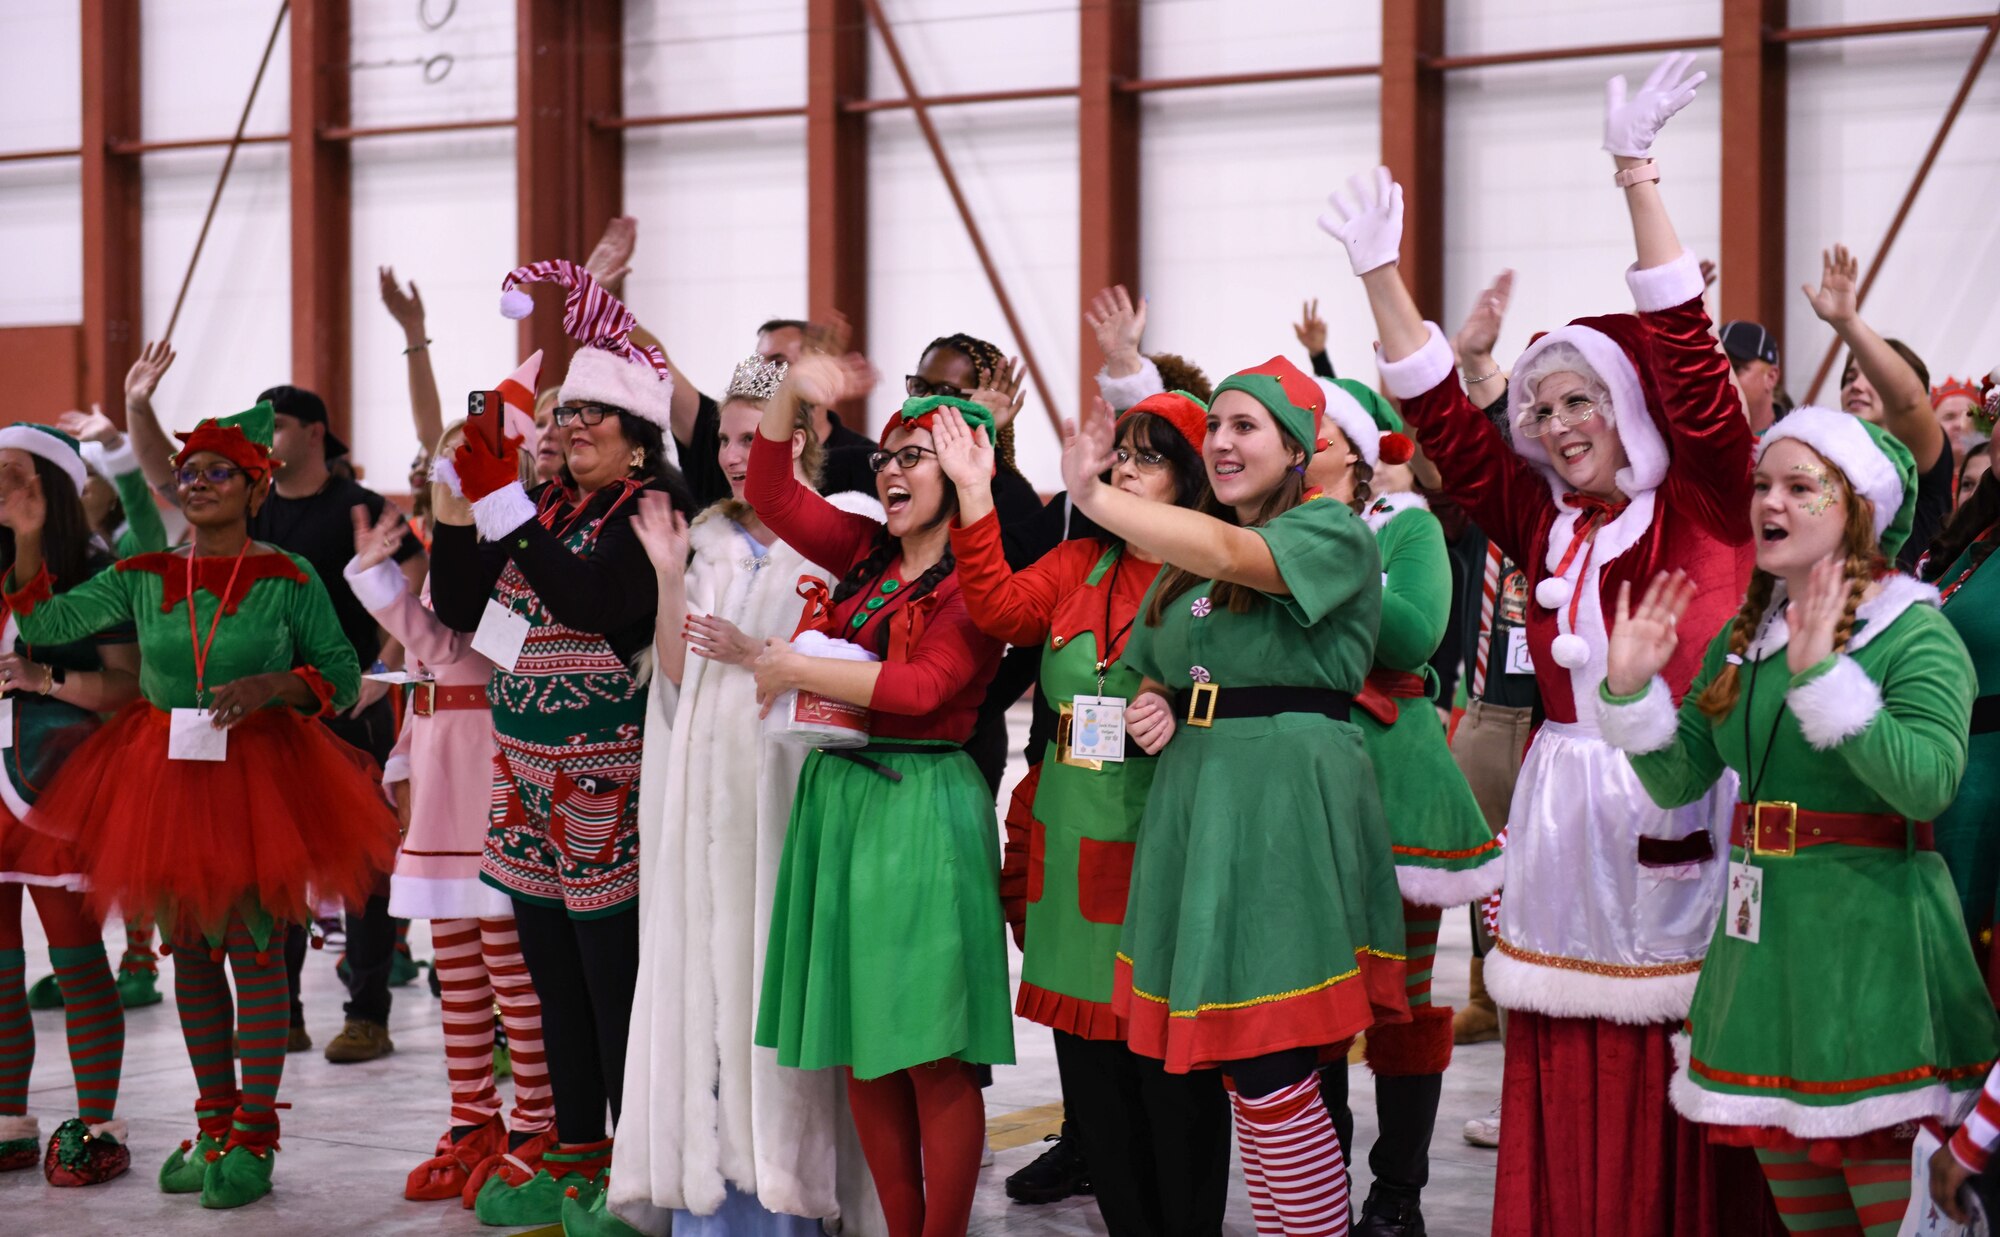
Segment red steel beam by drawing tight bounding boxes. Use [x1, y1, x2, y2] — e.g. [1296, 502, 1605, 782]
[847, 85, 1079, 112]
[1426, 36, 1719, 72]
[321, 117, 514, 140]
[517, 0, 580, 369]
[1120, 63, 1380, 92]
[112, 132, 289, 155]
[577, 0, 624, 260]
[291, 0, 353, 443]
[1804, 7, 2000, 402]
[1719, 0, 1789, 344]
[600, 106, 807, 129]
[859, 0, 1061, 437]
[1078, 0, 1140, 421]
[1773, 14, 2000, 43]
[0, 146, 84, 164]
[807, 0, 870, 420]
[80, 0, 143, 424]
[1382, 0, 1446, 319]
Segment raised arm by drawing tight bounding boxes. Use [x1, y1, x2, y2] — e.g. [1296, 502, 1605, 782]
[629, 492, 690, 688]
[1602, 53, 1705, 270]
[1804, 244, 1943, 471]
[1374, 509, 1452, 672]
[121, 341, 182, 497]
[947, 510, 1096, 648]
[749, 355, 883, 575]
[62, 407, 172, 554]
[379, 267, 444, 454]
[1087, 286, 1168, 412]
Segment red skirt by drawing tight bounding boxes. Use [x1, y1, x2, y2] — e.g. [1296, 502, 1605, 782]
[0, 801, 84, 889]
[26, 701, 398, 928]
[1493, 1011, 1785, 1237]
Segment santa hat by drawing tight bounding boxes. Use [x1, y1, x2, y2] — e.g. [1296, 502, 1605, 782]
[1506, 313, 1671, 500]
[1117, 390, 1208, 454]
[1210, 356, 1326, 460]
[1759, 406, 1918, 559]
[175, 402, 275, 478]
[1315, 377, 1412, 470]
[0, 424, 86, 494]
[493, 350, 544, 456]
[498, 259, 673, 429]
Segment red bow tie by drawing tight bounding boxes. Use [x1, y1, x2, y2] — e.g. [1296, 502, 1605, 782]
[1561, 491, 1630, 521]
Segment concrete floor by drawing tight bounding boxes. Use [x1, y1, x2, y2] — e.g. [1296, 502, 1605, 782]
[3, 708, 1504, 1236]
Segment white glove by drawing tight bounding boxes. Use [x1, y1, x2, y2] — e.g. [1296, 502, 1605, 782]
[1318, 166, 1404, 277]
[1603, 52, 1706, 159]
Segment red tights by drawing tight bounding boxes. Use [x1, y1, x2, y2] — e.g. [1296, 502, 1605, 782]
[844, 1060, 985, 1237]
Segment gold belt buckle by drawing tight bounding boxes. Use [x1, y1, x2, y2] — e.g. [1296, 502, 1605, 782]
[411, 681, 437, 718]
[1185, 681, 1218, 729]
[1751, 800, 1797, 858]
[1053, 702, 1103, 771]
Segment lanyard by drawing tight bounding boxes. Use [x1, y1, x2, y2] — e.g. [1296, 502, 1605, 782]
[1095, 554, 1134, 695]
[1738, 608, 1789, 864]
[187, 540, 252, 704]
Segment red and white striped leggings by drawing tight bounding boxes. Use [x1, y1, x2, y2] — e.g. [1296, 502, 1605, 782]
[430, 917, 553, 1132]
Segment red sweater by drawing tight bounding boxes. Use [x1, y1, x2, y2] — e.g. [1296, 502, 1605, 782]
[949, 511, 1159, 662]
[748, 433, 1000, 742]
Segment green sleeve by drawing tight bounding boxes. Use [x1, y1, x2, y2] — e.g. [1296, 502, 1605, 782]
[287, 556, 362, 713]
[1252, 499, 1381, 627]
[8, 566, 139, 647]
[1373, 509, 1451, 672]
[1603, 634, 1730, 809]
[1790, 610, 1973, 822]
[111, 468, 169, 555]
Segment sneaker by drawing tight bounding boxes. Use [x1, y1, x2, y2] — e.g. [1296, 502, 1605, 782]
[199, 1143, 275, 1209]
[117, 967, 164, 1009]
[1463, 1104, 1501, 1148]
[44, 1117, 131, 1187]
[286, 1024, 313, 1054]
[1003, 1132, 1090, 1204]
[323, 1018, 395, 1063]
[316, 916, 346, 950]
[1355, 1183, 1426, 1236]
[25, 974, 62, 1010]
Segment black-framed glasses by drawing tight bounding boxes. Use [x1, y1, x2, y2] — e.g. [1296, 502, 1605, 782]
[175, 463, 245, 488]
[868, 446, 937, 473]
[552, 404, 614, 428]
[905, 375, 965, 400]
[1113, 445, 1168, 470]
[1518, 399, 1598, 439]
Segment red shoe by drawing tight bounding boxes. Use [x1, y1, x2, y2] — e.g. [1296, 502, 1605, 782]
[461, 1128, 555, 1209]
[405, 1116, 505, 1202]
[44, 1118, 132, 1187]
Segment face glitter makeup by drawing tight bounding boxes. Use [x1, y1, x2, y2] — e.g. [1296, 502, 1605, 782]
[1791, 460, 1835, 517]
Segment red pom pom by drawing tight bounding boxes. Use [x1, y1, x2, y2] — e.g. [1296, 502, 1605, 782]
[208, 948, 225, 963]
[204, 1149, 220, 1162]
[158, 943, 172, 958]
[309, 935, 325, 951]
[254, 950, 271, 967]
[565, 1185, 580, 1199]
[1378, 432, 1415, 466]
[179, 1139, 193, 1152]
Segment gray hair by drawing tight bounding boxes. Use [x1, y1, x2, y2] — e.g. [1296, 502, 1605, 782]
[1513, 340, 1613, 432]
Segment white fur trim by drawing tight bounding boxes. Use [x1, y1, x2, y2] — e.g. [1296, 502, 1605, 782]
[0, 1114, 38, 1141]
[87, 1119, 128, 1141]
[1669, 1032, 1980, 1137]
[342, 556, 408, 614]
[1787, 654, 1882, 751]
[560, 346, 675, 430]
[429, 454, 464, 498]
[824, 488, 886, 522]
[1598, 676, 1679, 754]
[1511, 324, 1669, 498]
[1485, 943, 1700, 1025]
[1374, 323, 1456, 401]
[1759, 406, 1904, 543]
[1625, 250, 1706, 314]
[0, 426, 86, 494]
[0, 871, 87, 890]
[1395, 851, 1505, 908]
[387, 873, 515, 920]
[382, 751, 411, 786]
[471, 482, 536, 541]
[1317, 378, 1382, 467]
[1744, 573, 1939, 662]
[1361, 490, 1429, 532]
[81, 436, 138, 478]
[1095, 357, 1165, 412]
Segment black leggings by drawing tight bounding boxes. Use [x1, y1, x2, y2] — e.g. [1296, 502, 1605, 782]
[510, 897, 640, 1144]
[1223, 1047, 1320, 1100]
[1055, 1031, 1231, 1237]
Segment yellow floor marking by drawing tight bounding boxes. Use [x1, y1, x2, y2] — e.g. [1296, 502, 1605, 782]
[986, 1100, 1066, 1151]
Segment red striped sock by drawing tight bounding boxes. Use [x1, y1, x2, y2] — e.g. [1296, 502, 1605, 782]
[1225, 1080, 1282, 1235]
[1233, 1074, 1350, 1237]
[169, 926, 239, 1137]
[50, 943, 124, 1123]
[1401, 900, 1440, 1009]
[433, 919, 501, 1128]
[0, 949, 31, 1118]
[120, 916, 157, 974]
[480, 917, 552, 1133]
[223, 917, 288, 1154]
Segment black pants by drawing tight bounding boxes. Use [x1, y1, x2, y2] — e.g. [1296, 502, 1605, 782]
[1320, 1062, 1442, 1195]
[1225, 1046, 1320, 1099]
[511, 897, 640, 1144]
[325, 698, 405, 1026]
[1055, 1031, 1230, 1236]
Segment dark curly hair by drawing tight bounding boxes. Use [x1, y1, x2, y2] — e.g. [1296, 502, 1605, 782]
[1149, 352, 1212, 404]
[923, 333, 1025, 477]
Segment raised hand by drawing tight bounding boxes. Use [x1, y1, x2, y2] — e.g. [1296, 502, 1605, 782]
[932, 407, 996, 493]
[349, 503, 410, 572]
[1060, 396, 1121, 498]
[583, 216, 638, 288]
[124, 341, 176, 408]
[1293, 298, 1328, 356]
[378, 266, 426, 337]
[0, 472, 46, 537]
[684, 613, 761, 666]
[1318, 166, 1404, 277]
[1454, 270, 1515, 363]
[630, 490, 691, 573]
[968, 355, 1027, 431]
[1802, 244, 1860, 327]
[1603, 51, 1706, 159]
[1785, 554, 1849, 675]
[1085, 285, 1147, 366]
[786, 352, 877, 410]
[57, 405, 120, 446]
[1127, 691, 1176, 755]
[1605, 570, 1694, 697]
[804, 311, 852, 358]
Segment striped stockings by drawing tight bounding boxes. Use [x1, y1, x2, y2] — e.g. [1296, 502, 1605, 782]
[49, 944, 123, 1122]
[170, 916, 290, 1153]
[1231, 1073, 1351, 1237]
[120, 915, 156, 975]
[0, 884, 123, 1124]
[1401, 900, 1440, 1010]
[1755, 1148, 1910, 1237]
[430, 918, 552, 1133]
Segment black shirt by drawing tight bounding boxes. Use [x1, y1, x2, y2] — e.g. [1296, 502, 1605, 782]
[1900, 437, 1956, 571]
[678, 394, 879, 510]
[248, 475, 423, 666]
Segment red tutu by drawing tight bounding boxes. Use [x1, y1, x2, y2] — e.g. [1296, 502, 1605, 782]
[26, 701, 398, 927]
[0, 800, 85, 889]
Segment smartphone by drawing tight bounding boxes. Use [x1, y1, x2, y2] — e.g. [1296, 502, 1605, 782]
[466, 389, 506, 455]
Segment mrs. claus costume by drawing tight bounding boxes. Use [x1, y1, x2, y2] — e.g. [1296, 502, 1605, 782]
[1378, 245, 1756, 1233]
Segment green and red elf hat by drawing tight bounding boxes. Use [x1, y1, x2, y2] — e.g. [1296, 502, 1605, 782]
[1210, 356, 1326, 461]
[882, 394, 995, 445]
[0, 424, 87, 494]
[1315, 377, 1413, 469]
[175, 401, 276, 477]
[1117, 389, 1209, 453]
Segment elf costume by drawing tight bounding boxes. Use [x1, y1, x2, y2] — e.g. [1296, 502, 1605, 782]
[3, 404, 397, 1209]
[953, 389, 1232, 1236]
[1380, 247, 1758, 1235]
[1114, 357, 1405, 1236]
[748, 394, 1012, 1237]
[0, 424, 132, 1186]
[1600, 408, 2000, 1236]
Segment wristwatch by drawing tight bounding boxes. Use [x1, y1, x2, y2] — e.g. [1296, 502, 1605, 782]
[42, 665, 66, 696]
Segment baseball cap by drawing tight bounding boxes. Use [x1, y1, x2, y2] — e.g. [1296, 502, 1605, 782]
[1719, 321, 1779, 368]
[256, 384, 349, 459]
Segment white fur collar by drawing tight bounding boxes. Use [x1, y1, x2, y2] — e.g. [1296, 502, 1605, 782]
[1362, 490, 1429, 531]
[688, 492, 883, 563]
[1741, 572, 1940, 662]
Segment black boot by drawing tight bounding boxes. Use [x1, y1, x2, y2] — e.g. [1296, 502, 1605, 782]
[1004, 1123, 1091, 1204]
[1355, 1182, 1425, 1236]
[1356, 1072, 1443, 1236]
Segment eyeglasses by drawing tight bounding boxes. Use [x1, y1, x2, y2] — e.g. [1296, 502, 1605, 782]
[868, 446, 937, 473]
[552, 404, 614, 428]
[1113, 446, 1169, 470]
[1518, 399, 1598, 439]
[175, 463, 245, 488]
[905, 375, 965, 400]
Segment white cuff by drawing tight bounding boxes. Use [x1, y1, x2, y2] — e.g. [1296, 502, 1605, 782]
[81, 436, 138, 478]
[429, 455, 464, 498]
[342, 556, 407, 614]
[1373, 322, 1455, 401]
[1597, 675, 1679, 754]
[1787, 655, 1882, 751]
[472, 482, 537, 542]
[1095, 357, 1165, 412]
[0, 1114, 37, 1140]
[382, 751, 412, 786]
[1626, 249, 1705, 314]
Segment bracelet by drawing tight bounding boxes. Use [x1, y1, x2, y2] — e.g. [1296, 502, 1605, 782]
[1613, 161, 1660, 189]
[38, 664, 53, 697]
[1460, 367, 1501, 385]
[403, 338, 432, 355]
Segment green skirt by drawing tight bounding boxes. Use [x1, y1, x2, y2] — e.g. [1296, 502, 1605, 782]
[1357, 696, 1503, 908]
[1936, 729, 2000, 954]
[754, 741, 1016, 1080]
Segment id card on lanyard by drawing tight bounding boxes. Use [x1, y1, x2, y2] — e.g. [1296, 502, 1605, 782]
[169, 542, 250, 762]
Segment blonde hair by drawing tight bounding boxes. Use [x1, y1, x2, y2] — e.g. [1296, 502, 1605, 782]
[712, 398, 822, 522]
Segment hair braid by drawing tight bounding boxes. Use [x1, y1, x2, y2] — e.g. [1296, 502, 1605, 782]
[1695, 570, 1775, 721]
[928, 332, 1023, 476]
[831, 533, 900, 607]
[1832, 549, 1869, 656]
[1349, 461, 1376, 515]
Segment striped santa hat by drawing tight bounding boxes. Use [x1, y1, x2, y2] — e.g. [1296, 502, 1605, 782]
[498, 259, 673, 429]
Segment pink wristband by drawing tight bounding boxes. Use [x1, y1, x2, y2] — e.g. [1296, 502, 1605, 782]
[1614, 162, 1661, 189]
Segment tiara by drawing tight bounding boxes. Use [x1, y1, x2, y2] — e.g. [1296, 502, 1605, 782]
[726, 355, 788, 403]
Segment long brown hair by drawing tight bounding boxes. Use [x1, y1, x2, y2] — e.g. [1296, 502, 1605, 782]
[1143, 425, 1309, 626]
[1695, 455, 1884, 720]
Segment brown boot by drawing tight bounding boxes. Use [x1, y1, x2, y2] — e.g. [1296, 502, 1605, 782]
[1453, 956, 1501, 1044]
[323, 1018, 395, 1063]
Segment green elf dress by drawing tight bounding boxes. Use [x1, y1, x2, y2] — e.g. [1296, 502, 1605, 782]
[1598, 410, 1999, 1191]
[1928, 519, 2000, 1002]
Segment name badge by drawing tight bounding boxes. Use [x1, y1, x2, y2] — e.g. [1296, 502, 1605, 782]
[473, 600, 532, 672]
[0, 696, 13, 749]
[1724, 861, 1762, 944]
[168, 708, 229, 762]
[1067, 695, 1127, 764]
[1504, 626, 1535, 676]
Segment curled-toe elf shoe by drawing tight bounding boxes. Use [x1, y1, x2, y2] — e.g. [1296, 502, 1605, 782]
[199, 1143, 276, 1209]
[158, 1128, 226, 1194]
[405, 1115, 506, 1202]
[462, 1128, 555, 1208]
[44, 1117, 131, 1186]
[473, 1166, 567, 1227]
[561, 1174, 646, 1236]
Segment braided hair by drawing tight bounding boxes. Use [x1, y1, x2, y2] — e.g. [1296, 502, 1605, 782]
[924, 333, 1024, 477]
[829, 456, 962, 656]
